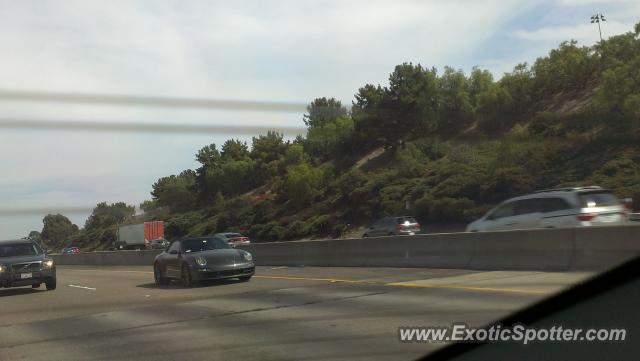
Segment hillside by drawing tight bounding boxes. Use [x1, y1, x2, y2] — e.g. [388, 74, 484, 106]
[35, 23, 640, 250]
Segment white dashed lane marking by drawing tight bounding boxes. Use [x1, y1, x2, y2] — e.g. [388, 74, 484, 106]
[67, 284, 96, 291]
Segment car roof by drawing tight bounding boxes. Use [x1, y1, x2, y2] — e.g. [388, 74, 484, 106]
[497, 187, 617, 206]
[214, 233, 243, 237]
[0, 239, 35, 245]
[181, 236, 220, 241]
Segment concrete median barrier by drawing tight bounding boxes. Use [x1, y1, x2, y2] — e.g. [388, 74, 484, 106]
[51, 250, 162, 266]
[570, 225, 640, 270]
[52, 225, 640, 271]
[240, 225, 639, 271]
[469, 228, 575, 271]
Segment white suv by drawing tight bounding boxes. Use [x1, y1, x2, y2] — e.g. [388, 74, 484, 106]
[466, 187, 629, 232]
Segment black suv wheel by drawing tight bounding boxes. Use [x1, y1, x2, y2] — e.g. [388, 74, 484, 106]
[46, 278, 57, 291]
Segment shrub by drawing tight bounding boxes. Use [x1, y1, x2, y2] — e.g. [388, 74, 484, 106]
[308, 215, 331, 235]
[285, 220, 309, 239]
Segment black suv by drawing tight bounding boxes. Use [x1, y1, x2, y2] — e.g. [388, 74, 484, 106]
[0, 239, 57, 290]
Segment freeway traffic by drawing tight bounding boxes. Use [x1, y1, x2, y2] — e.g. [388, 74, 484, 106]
[0, 265, 592, 361]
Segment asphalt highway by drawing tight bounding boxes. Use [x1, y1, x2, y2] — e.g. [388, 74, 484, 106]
[0, 266, 593, 361]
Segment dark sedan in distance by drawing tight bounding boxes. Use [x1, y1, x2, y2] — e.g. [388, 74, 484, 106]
[213, 232, 251, 247]
[148, 239, 170, 250]
[153, 237, 255, 287]
[62, 246, 80, 255]
[362, 216, 421, 237]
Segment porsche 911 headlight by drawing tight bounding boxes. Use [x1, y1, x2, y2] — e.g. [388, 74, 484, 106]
[43, 259, 54, 269]
[242, 252, 253, 261]
[195, 256, 207, 267]
[0, 264, 6, 273]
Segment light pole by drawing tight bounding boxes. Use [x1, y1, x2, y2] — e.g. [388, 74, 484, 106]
[590, 13, 606, 43]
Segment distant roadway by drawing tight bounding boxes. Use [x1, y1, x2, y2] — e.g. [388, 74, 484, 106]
[0, 266, 592, 361]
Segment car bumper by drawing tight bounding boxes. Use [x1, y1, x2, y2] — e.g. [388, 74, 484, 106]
[397, 230, 419, 235]
[190, 264, 255, 281]
[229, 241, 251, 247]
[0, 269, 56, 288]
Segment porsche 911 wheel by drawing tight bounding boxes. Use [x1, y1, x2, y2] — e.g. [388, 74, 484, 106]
[154, 263, 168, 285]
[181, 264, 194, 287]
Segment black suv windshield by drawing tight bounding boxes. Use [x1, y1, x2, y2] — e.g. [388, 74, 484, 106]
[182, 238, 231, 253]
[0, 243, 40, 257]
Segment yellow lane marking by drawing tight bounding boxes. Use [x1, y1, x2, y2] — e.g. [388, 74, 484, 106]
[61, 268, 548, 295]
[384, 282, 548, 295]
[254, 275, 377, 284]
[255, 275, 548, 295]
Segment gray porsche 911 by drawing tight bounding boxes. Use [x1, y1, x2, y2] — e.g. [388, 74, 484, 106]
[153, 237, 255, 287]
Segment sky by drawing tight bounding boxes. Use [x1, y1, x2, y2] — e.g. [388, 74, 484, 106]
[0, 0, 638, 239]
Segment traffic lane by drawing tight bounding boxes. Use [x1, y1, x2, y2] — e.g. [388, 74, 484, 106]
[0, 265, 592, 327]
[0, 280, 539, 361]
[0, 266, 593, 360]
[0, 266, 316, 326]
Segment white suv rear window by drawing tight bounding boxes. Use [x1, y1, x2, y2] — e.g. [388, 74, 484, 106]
[578, 192, 620, 208]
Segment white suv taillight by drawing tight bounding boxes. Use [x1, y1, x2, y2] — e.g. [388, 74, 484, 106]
[577, 213, 596, 222]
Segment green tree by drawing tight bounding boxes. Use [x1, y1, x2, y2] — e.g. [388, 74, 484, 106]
[249, 131, 288, 182]
[41, 214, 79, 245]
[476, 83, 513, 133]
[468, 67, 494, 107]
[219, 159, 256, 195]
[283, 163, 324, 207]
[282, 143, 307, 166]
[304, 116, 354, 160]
[304, 97, 348, 128]
[622, 94, 640, 130]
[195, 143, 222, 167]
[194, 143, 222, 203]
[221, 139, 250, 161]
[353, 63, 440, 149]
[594, 53, 640, 130]
[152, 170, 198, 211]
[438, 66, 473, 132]
[352, 83, 387, 146]
[251, 131, 287, 164]
[532, 40, 596, 96]
[139, 199, 160, 213]
[386, 63, 439, 140]
[499, 63, 535, 116]
[85, 202, 135, 231]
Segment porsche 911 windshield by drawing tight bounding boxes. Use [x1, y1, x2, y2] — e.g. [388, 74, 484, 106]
[182, 238, 230, 253]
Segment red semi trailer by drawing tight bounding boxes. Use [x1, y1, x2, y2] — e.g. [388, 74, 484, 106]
[114, 221, 165, 250]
